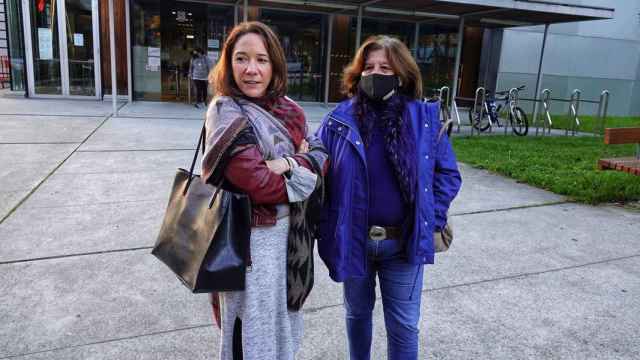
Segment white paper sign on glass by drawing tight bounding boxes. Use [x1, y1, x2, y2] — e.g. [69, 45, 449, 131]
[148, 56, 161, 68]
[74, 33, 84, 47]
[148, 47, 161, 57]
[38, 28, 53, 60]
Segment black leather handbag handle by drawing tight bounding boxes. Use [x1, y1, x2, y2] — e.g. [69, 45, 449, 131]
[182, 118, 225, 209]
[183, 122, 207, 195]
[188, 97, 245, 185]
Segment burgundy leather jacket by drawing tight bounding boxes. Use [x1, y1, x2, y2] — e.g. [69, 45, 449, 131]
[224, 145, 314, 227]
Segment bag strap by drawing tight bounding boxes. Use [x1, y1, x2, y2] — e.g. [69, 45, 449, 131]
[183, 118, 207, 195]
[182, 113, 227, 209]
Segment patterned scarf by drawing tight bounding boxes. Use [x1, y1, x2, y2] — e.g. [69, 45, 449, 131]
[202, 96, 327, 311]
[250, 96, 307, 150]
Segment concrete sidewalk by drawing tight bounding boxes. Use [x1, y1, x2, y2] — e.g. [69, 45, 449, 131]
[1, 98, 639, 359]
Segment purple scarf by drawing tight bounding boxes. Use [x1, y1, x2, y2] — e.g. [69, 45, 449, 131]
[355, 91, 417, 207]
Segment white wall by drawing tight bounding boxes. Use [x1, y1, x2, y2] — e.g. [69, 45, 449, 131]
[496, 0, 640, 116]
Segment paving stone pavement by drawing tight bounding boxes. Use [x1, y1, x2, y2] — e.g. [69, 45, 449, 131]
[1, 98, 639, 359]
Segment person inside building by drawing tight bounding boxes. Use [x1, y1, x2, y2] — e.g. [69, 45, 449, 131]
[316, 35, 462, 360]
[200, 21, 327, 360]
[189, 47, 210, 108]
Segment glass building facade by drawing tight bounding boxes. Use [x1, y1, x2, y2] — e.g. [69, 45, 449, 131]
[6, 0, 481, 103]
[5, 0, 26, 91]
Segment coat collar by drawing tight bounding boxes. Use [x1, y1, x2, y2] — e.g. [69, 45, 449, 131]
[327, 98, 359, 130]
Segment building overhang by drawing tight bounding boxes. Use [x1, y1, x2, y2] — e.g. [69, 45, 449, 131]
[227, 0, 614, 27]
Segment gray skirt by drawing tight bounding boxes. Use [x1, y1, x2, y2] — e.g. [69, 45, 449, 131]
[219, 216, 303, 360]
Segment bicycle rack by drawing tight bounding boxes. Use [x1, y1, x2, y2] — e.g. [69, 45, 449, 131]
[596, 90, 610, 136]
[504, 87, 520, 135]
[566, 89, 581, 136]
[439, 86, 459, 133]
[521, 88, 611, 137]
[439, 86, 450, 110]
[535, 89, 553, 136]
[452, 100, 462, 134]
[471, 87, 487, 136]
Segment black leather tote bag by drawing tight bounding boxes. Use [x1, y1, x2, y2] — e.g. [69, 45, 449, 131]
[152, 124, 251, 293]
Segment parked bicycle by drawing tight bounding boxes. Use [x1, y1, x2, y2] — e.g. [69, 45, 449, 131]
[469, 85, 529, 136]
[425, 87, 453, 136]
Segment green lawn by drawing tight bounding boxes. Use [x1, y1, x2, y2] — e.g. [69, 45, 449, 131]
[545, 115, 640, 134]
[451, 135, 640, 204]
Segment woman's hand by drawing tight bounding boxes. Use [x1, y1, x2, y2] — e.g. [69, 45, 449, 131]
[265, 158, 291, 175]
[298, 139, 309, 154]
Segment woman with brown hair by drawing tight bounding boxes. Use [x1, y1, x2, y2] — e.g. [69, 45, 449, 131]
[316, 36, 462, 359]
[201, 21, 327, 359]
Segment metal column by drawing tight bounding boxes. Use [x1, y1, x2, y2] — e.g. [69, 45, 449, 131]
[234, 3, 239, 25]
[532, 24, 549, 128]
[126, 0, 132, 103]
[57, 0, 70, 96]
[413, 23, 420, 57]
[243, 0, 248, 22]
[324, 14, 334, 106]
[108, 0, 118, 116]
[451, 17, 465, 103]
[21, 0, 35, 96]
[355, 6, 363, 51]
[92, 0, 102, 99]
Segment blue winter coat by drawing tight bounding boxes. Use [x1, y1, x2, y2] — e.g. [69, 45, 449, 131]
[315, 98, 462, 282]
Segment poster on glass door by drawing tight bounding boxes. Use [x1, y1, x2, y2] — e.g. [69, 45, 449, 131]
[38, 28, 53, 60]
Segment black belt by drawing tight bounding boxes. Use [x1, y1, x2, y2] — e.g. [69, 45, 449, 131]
[368, 225, 402, 241]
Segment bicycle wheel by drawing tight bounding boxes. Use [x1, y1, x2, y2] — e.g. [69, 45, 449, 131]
[469, 108, 491, 132]
[510, 107, 529, 136]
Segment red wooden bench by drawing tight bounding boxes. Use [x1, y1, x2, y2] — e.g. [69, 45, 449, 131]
[598, 127, 640, 176]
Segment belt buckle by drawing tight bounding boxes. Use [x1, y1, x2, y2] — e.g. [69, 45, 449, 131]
[369, 225, 386, 241]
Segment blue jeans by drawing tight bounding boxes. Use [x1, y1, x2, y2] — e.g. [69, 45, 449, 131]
[343, 239, 424, 360]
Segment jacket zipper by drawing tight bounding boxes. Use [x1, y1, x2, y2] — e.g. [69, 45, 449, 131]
[329, 115, 370, 272]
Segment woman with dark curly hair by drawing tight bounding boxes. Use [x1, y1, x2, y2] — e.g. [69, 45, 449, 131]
[316, 36, 462, 360]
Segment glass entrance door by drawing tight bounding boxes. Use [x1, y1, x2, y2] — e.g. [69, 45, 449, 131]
[23, 0, 100, 97]
[65, 0, 98, 96]
[160, 1, 233, 101]
[132, 0, 233, 101]
[160, 1, 206, 101]
[27, 0, 62, 94]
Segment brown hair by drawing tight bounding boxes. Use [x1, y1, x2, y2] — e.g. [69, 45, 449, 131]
[209, 21, 287, 99]
[342, 35, 422, 99]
